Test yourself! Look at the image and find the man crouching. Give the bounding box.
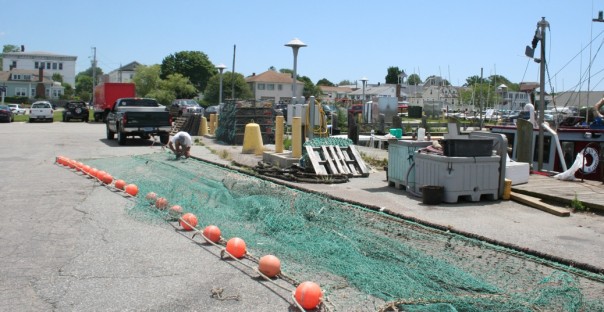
[168,131,192,159]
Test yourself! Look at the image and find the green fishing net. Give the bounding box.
[82,152,604,311]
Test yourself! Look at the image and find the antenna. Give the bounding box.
[91,47,97,102]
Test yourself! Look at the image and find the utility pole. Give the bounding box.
[537,17,549,171]
[91,47,97,102]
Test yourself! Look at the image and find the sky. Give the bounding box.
[3,1,604,92]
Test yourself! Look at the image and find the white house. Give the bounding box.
[1,49,77,86]
[0,68,64,99]
[245,70,304,104]
[106,61,140,83]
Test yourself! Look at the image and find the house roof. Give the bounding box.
[349,84,396,96]
[553,91,604,108]
[2,51,77,59]
[112,61,141,72]
[319,86,353,93]
[245,70,302,84]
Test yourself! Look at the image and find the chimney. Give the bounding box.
[39,67,43,82]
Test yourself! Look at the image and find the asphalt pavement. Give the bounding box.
[1,121,603,311]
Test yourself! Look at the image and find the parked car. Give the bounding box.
[8,104,27,115]
[62,101,89,122]
[0,105,14,122]
[204,105,220,120]
[170,99,204,117]
[29,101,54,122]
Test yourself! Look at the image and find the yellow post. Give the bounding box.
[199,116,208,136]
[209,114,216,134]
[503,178,512,200]
[292,117,302,158]
[215,114,219,129]
[275,115,284,153]
[242,122,264,155]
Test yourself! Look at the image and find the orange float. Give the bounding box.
[145,192,157,202]
[202,225,221,243]
[155,197,168,209]
[169,205,183,216]
[226,237,247,258]
[96,170,107,180]
[258,255,281,278]
[101,173,113,184]
[88,168,99,178]
[180,213,198,231]
[294,281,323,310]
[82,165,91,174]
[125,184,138,196]
[67,159,76,169]
[114,179,126,190]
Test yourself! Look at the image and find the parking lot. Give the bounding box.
[2,121,604,311]
[0,121,294,311]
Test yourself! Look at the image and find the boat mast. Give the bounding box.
[537,17,549,171]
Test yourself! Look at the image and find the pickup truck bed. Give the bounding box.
[105,98,172,145]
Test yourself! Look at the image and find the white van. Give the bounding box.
[29,101,54,122]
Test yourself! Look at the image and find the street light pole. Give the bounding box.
[285,38,306,104]
[216,64,227,105]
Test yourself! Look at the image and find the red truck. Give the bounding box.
[93,82,136,122]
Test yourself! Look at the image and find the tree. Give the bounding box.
[279,68,293,75]
[385,66,401,84]
[61,83,74,99]
[75,75,93,101]
[299,76,320,99]
[203,71,252,104]
[338,79,352,86]
[161,73,197,100]
[407,74,422,85]
[464,75,488,87]
[52,73,63,83]
[133,64,162,97]
[316,78,335,86]
[160,51,215,92]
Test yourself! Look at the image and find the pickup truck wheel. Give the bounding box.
[117,131,127,145]
[160,134,169,145]
[106,125,115,140]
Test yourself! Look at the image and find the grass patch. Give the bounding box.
[360,152,388,169]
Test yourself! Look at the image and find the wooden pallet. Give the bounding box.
[305,145,369,177]
[170,117,187,135]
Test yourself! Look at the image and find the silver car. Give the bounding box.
[170,99,204,117]
[29,101,54,122]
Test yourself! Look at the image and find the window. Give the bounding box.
[278,84,283,91]
[59,63,63,70]
[267,84,275,91]
[11,61,16,69]
[35,62,39,68]
[24,75,31,80]
[257,83,265,90]
[46,62,51,69]
[12,74,21,80]
[16,88,27,96]
[31,88,35,96]
[52,63,57,70]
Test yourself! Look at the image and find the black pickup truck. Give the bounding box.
[105,98,172,145]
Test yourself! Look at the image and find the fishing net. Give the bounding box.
[83,151,604,311]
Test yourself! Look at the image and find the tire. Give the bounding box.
[160,133,169,145]
[29,118,34,123]
[117,131,127,145]
[65,116,70,122]
[106,124,115,140]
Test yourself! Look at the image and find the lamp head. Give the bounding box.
[285,38,307,49]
